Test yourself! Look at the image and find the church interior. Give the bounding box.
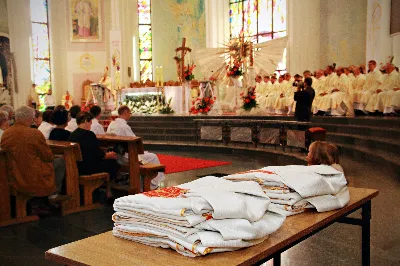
[0,0,399,265]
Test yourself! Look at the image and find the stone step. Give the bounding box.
[140,133,196,142]
[311,116,400,127]
[327,133,400,155]
[337,143,400,174]
[315,123,399,140]
[132,127,197,135]
[128,121,195,129]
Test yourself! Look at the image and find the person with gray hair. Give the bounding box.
[1,106,67,206]
[0,110,10,148]
[0,104,14,124]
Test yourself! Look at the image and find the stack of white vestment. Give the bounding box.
[224,165,350,216]
[112,176,286,257]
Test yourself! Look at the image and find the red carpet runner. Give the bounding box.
[156,154,231,174]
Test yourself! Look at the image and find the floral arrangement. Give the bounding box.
[240,86,258,111]
[158,97,175,114]
[190,96,215,114]
[226,59,243,77]
[184,63,196,81]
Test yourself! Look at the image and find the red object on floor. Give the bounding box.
[156,154,231,174]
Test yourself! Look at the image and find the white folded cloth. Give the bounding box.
[113,176,286,257]
[224,165,350,216]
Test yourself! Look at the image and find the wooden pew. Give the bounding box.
[0,150,39,227]
[96,135,165,194]
[47,140,108,215]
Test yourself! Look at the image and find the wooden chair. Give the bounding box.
[0,150,38,227]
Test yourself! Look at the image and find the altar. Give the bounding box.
[121,86,186,114]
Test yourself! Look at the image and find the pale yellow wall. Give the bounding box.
[0,0,8,34]
[152,0,206,81]
[320,0,367,68]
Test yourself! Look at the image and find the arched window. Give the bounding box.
[229,0,287,73]
[30,0,51,98]
[138,0,153,82]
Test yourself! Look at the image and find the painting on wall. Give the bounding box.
[69,0,102,42]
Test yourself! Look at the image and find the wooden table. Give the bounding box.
[45,187,378,266]
[96,135,144,194]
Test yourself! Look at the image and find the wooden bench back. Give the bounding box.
[47,140,82,161]
[0,150,11,221]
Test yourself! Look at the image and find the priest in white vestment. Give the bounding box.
[265,76,279,113]
[274,74,290,114]
[0,87,11,106]
[44,89,56,110]
[379,64,400,114]
[307,70,325,114]
[359,60,383,112]
[352,67,366,110]
[329,67,354,116]
[259,76,272,110]
[89,105,105,135]
[318,66,338,113]
[386,71,400,112]
[107,106,164,190]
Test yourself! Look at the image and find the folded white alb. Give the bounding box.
[113,176,286,257]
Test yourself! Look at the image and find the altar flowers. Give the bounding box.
[112,176,286,257]
[224,165,350,216]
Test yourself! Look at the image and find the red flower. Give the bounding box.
[251,96,256,99]
[245,99,250,103]
[192,101,195,105]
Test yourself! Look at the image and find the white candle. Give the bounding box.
[160,66,164,86]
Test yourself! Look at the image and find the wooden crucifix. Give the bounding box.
[175,38,192,82]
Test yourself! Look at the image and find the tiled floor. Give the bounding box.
[0,149,399,266]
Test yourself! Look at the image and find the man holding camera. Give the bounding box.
[294,77,315,121]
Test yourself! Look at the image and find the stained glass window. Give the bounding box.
[229,0,287,73]
[30,0,51,107]
[138,0,152,82]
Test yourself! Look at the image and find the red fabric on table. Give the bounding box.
[156,154,231,174]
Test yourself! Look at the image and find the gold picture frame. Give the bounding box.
[69,0,102,42]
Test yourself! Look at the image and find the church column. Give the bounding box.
[205,0,229,48]
[366,0,392,65]
[6,0,32,107]
[287,0,320,75]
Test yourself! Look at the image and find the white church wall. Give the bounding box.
[6,0,32,107]
[48,0,111,105]
[366,0,399,67]
[0,0,9,34]
[287,0,320,75]
[319,0,367,68]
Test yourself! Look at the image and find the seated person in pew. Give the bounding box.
[65,105,81,132]
[89,105,105,135]
[38,110,55,140]
[307,141,344,174]
[106,105,164,190]
[31,109,42,129]
[49,108,71,141]
[69,112,119,198]
[0,104,14,125]
[1,106,66,200]
[0,110,10,148]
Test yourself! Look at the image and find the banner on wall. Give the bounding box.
[109,30,122,87]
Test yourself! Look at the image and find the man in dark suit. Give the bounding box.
[294,77,315,121]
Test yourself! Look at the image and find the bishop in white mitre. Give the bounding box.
[107,106,164,190]
[352,66,367,110]
[359,60,383,112]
